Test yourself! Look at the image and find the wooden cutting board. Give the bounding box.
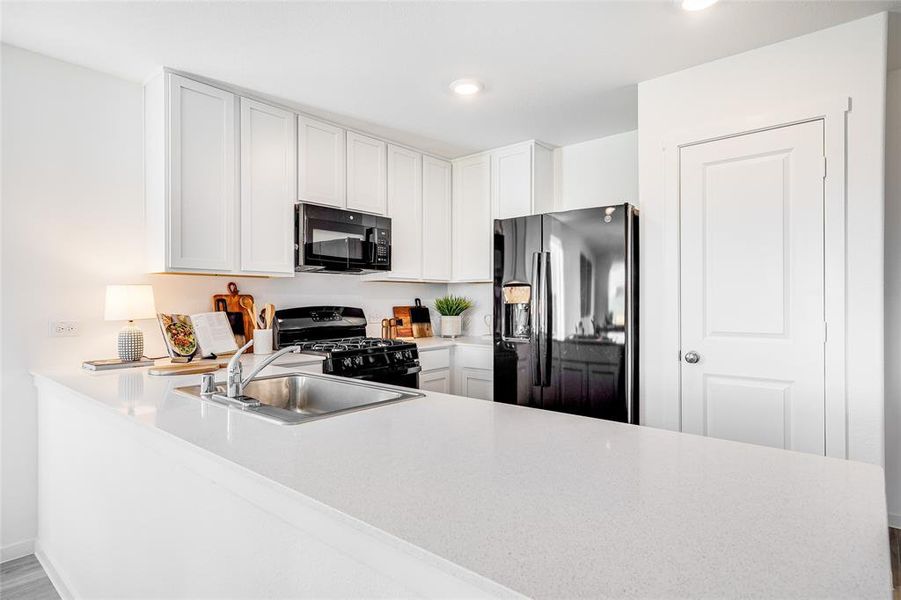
[213,282,255,344]
[392,306,414,338]
[410,298,433,338]
[149,361,229,376]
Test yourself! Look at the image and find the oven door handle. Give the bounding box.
[352,365,422,380]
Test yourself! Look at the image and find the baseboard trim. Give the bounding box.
[34,541,73,600]
[889,513,901,529]
[1,538,35,563]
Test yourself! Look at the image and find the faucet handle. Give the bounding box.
[200,372,216,396]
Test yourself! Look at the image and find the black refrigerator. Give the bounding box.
[493,204,638,424]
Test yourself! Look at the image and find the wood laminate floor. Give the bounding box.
[0,555,59,600]
[2,531,900,599]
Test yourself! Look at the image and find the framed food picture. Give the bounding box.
[157,313,198,360]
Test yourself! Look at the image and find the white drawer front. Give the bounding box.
[454,345,492,369]
[418,348,450,372]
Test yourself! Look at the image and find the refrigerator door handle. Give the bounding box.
[531,252,542,386]
[541,251,553,388]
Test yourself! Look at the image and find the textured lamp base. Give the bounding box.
[118,323,144,362]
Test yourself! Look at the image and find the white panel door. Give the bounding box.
[422,156,452,281]
[240,98,296,275]
[457,368,494,401]
[346,132,387,215]
[452,154,491,281]
[167,74,236,272]
[680,120,826,454]
[297,116,345,208]
[386,145,422,279]
[420,370,450,394]
[492,143,532,219]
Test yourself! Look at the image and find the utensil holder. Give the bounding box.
[253,329,274,354]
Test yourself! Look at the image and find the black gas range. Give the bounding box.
[273,306,421,389]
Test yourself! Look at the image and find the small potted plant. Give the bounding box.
[434,295,473,338]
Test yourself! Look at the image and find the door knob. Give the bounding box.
[684,351,700,364]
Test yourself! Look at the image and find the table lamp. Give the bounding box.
[105,284,157,361]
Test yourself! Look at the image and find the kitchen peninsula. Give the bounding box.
[31,359,890,599]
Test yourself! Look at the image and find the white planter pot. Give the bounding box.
[440,315,462,338]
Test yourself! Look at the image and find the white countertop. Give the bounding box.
[32,360,891,599]
[399,335,493,350]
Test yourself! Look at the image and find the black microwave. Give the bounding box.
[295,204,391,273]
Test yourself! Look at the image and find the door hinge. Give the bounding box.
[821,156,827,179]
[823,321,828,343]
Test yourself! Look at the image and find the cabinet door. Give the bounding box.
[167,74,236,272]
[240,98,296,275]
[346,132,387,215]
[386,145,422,279]
[458,367,494,401]
[420,370,450,394]
[422,156,452,281]
[492,143,532,219]
[297,116,345,208]
[452,154,491,281]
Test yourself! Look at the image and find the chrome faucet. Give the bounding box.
[213,340,303,408]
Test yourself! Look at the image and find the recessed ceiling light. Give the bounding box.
[681,0,719,10]
[450,79,483,96]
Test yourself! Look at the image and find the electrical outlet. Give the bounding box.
[49,320,80,337]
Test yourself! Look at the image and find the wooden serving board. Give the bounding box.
[149,361,229,376]
[392,306,414,338]
[213,282,255,345]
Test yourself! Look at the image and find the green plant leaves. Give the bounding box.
[433,295,473,316]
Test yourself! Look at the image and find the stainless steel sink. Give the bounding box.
[176,372,423,425]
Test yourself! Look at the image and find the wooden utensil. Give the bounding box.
[392,306,414,338]
[212,282,255,342]
[263,304,275,330]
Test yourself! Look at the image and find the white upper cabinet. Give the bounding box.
[452,153,492,281]
[297,116,346,208]
[491,141,554,219]
[422,156,453,281]
[386,145,422,280]
[240,98,296,275]
[163,73,237,273]
[346,131,387,215]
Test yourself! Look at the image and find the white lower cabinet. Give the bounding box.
[420,370,451,393]
[449,345,494,401]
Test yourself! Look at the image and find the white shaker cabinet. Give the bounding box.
[422,156,453,281]
[297,116,346,208]
[452,345,494,401]
[452,153,492,282]
[239,98,296,275]
[421,370,451,393]
[150,73,238,273]
[386,145,422,279]
[491,140,554,219]
[346,131,387,215]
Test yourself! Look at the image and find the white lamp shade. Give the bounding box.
[105,285,157,321]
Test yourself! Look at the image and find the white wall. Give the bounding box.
[885,67,901,525]
[0,44,446,560]
[555,130,638,211]
[638,13,888,467]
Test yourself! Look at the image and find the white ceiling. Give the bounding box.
[2,1,899,157]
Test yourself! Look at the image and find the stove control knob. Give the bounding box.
[367,356,376,364]
[342,358,353,368]
[404,350,413,359]
[354,356,364,366]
